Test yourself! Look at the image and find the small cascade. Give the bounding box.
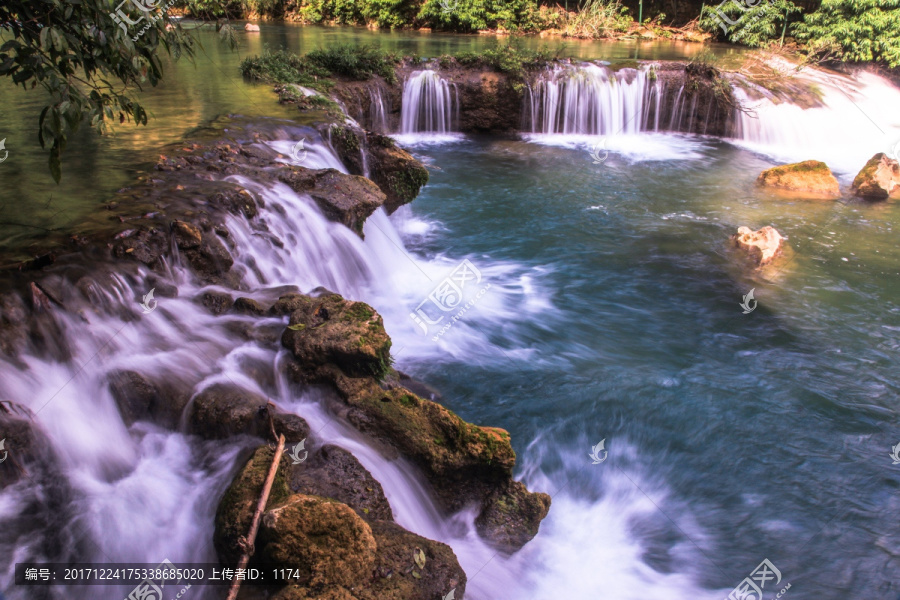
[368,84,390,133]
[731,70,900,174]
[400,70,457,134]
[526,64,663,136]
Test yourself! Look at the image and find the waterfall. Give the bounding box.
[526,64,663,136]
[369,84,389,133]
[731,70,900,174]
[400,70,456,134]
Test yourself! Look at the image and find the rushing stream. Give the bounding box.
[1,23,900,600]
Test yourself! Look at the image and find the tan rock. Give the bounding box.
[731,226,784,267]
[851,153,900,200]
[244,23,260,32]
[756,160,840,198]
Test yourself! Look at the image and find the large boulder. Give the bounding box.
[188,383,309,441]
[290,444,393,522]
[731,226,785,267]
[278,168,385,237]
[756,161,840,197]
[851,153,900,200]
[281,294,392,381]
[0,403,50,489]
[258,494,378,587]
[363,134,429,214]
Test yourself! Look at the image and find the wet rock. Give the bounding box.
[172,220,202,248]
[851,153,900,200]
[757,160,840,198]
[0,293,29,357]
[365,134,429,214]
[475,480,551,553]
[270,293,309,316]
[214,446,293,566]
[289,444,393,522]
[281,294,392,381]
[107,370,189,429]
[111,227,168,268]
[0,403,46,489]
[364,520,465,600]
[278,168,385,237]
[210,187,261,219]
[731,225,785,267]
[199,290,234,315]
[234,297,269,316]
[258,494,378,587]
[171,220,235,283]
[188,383,310,441]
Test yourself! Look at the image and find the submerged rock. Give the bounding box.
[851,153,900,200]
[107,370,189,429]
[731,225,785,267]
[756,161,840,197]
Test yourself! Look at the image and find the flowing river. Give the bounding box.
[1,23,899,600]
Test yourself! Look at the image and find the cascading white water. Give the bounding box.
[0,133,723,600]
[527,64,662,136]
[731,68,900,174]
[369,85,389,133]
[400,70,457,135]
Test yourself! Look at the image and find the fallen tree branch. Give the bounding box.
[225,434,285,600]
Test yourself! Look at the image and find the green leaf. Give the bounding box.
[286,323,306,331]
[413,548,426,570]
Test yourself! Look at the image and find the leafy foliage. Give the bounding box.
[453,44,556,79]
[305,44,399,82]
[699,0,801,47]
[794,0,900,67]
[560,0,632,38]
[0,0,194,181]
[182,0,243,18]
[240,48,330,87]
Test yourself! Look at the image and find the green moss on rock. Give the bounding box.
[757,160,840,197]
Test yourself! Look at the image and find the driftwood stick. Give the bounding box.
[225,434,285,600]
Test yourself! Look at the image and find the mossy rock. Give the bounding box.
[851,153,900,200]
[277,168,385,237]
[475,480,551,553]
[258,494,378,588]
[757,160,840,198]
[365,134,429,213]
[281,294,392,381]
[214,446,293,567]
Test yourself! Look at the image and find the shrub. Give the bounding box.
[305,44,399,82]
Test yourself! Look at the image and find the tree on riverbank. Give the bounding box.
[0,0,194,181]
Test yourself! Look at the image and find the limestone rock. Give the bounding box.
[851,153,900,200]
[258,494,378,588]
[731,226,784,267]
[756,161,840,197]
[107,370,189,429]
[289,444,393,522]
[278,168,385,237]
[475,480,552,553]
[281,294,392,381]
[188,383,310,441]
[362,134,429,214]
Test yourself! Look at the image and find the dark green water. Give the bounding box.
[0,23,729,255]
[393,135,900,598]
[0,22,898,600]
